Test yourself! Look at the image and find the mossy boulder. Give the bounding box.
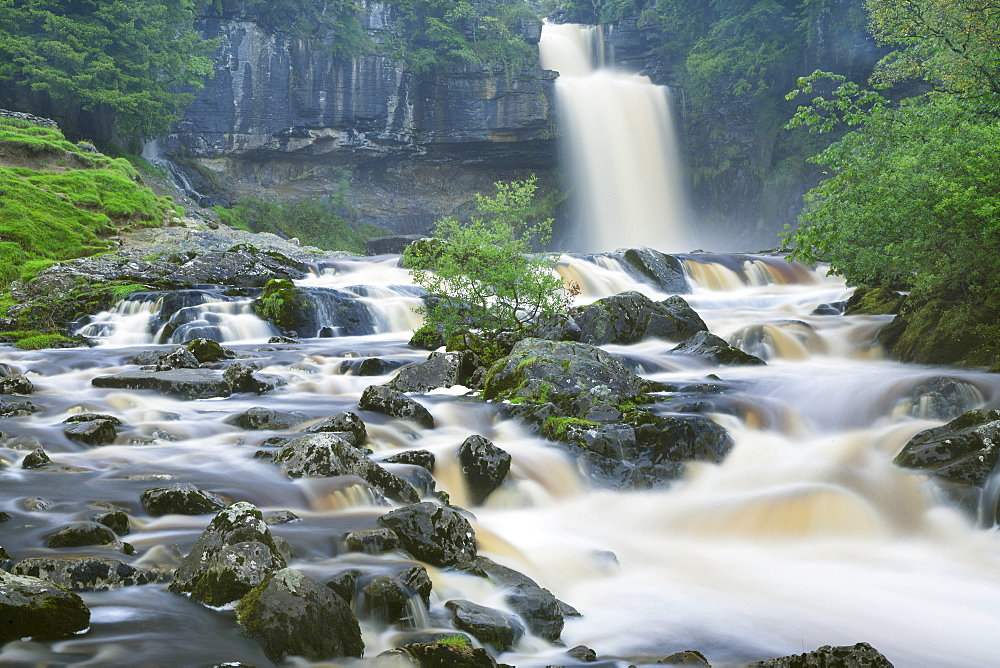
[445,599,525,652]
[141,482,227,516]
[748,642,892,667]
[252,278,314,335]
[377,639,497,667]
[844,285,905,315]
[878,296,999,367]
[0,570,91,642]
[45,522,117,548]
[186,337,235,363]
[377,502,478,567]
[11,557,162,591]
[169,502,287,607]
[572,292,707,345]
[235,568,364,662]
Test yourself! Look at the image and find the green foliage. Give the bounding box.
[0,119,174,291]
[13,332,74,350]
[0,0,216,139]
[403,176,570,364]
[212,177,380,253]
[223,0,372,58]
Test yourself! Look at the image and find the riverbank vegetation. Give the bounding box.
[782,0,1000,370]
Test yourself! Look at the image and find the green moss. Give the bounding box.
[436,634,471,649]
[253,279,309,332]
[14,333,75,350]
[541,416,599,441]
[881,297,999,367]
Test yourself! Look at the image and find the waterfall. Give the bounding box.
[539,23,691,254]
[141,140,211,206]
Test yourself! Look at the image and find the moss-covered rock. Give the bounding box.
[445,599,525,652]
[747,642,892,667]
[11,557,163,591]
[377,639,497,667]
[45,522,117,548]
[0,570,91,642]
[843,285,905,315]
[186,337,235,363]
[878,296,1000,367]
[236,568,364,662]
[252,278,314,335]
[141,482,227,516]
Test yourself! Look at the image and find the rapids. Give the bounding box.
[2,253,1000,666]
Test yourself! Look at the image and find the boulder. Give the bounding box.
[670,331,766,366]
[457,435,512,506]
[361,575,414,625]
[894,409,1000,487]
[273,433,420,504]
[224,362,285,394]
[659,650,711,665]
[343,357,408,376]
[154,347,200,371]
[186,337,235,363]
[0,374,34,395]
[94,510,130,535]
[0,398,37,417]
[376,639,497,667]
[92,369,232,399]
[482,339,659,411]
[63,418,119,446]
[748,642,893,667]
[445,599,525,651]
[388,351,478,393]
[345,528,400,554]
[22,446,51,469]
[224,407,309,430]
[469,556,566,642]
[399,564,433,607]
[902,377,984,421]
[360,385,435,429]
[382,449,436,472]
[170,246,307,288]
[301,411,367,445]
[326,569,363,602]
[573,292,707,345]
[140,482,227,516]
[45,522,117,548]
[618,247,691,294]
[11,557,162,591]
[378,502,478,567]
[236,568,364,662]
[365,234,425,256]
[844,286,905,315]
[169,502,287,607]
[0,570,90,642]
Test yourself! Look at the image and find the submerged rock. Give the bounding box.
[225,406,309,430]
[748,642,893,667]
[0,570,90,642]
[45,522,117,548]
[378,502,477,567]
[457,435,511,506]
[236,568,364,662]
[11,557,162,591]
[169,502,287,607]
[360,385,435,429]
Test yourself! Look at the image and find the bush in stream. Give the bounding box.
[402,176,571,364]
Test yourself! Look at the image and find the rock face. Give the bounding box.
[0,570,91,642]
[236,568,364,662]
[164,7,556,229]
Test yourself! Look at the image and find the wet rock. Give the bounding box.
[382,449,436,472]
[155,347,201,371]
[619,247,691,294]
[483,339,659,411]
[902,377,984,421]
[457,435,511,505]
[659,650,711,665]
[812,301,847,315]
[224,406,309,430]
[273,433,420,504]
[360,385,435,429]
[469,556,566,642]
[399,565,433,607]
[141,482,227,516]
[170,246,307,288]
[63,418,119,445]
[92,369,232,399]
[0,398,37,417]
[0,570,90,642]
[223,361,285,394]
[187,337,235,363]
[390,463,438,498]
[302,411,367,445]
[326,568,363,602]
[376,639,497,667]
[235,568,364,662]
[345,357,408,376]
[170,502,287,607]
[377,502,477,567]
[573,292,707,345]
[670,331,766,366]
[23,497,51,511]
[567,645,598,662]
[894,409,1000,487]
[345,528,400,554]
[0,374,34,395]
[531,312,582,342]
[388,351,478,393]
[46,522,117,548]
[94,510,130,535]
[445,599,525,651]
[22,446,51,469]
[263,510,300,525]
[409,324,446,351]
[361,575,413,625]
[748,642,893,667]
[11,556,162,591]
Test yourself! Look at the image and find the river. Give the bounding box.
[2,252,1000,666]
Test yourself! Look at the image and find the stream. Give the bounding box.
[2,253,1000,666]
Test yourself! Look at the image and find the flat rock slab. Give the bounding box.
[12,557,163,591]
[92,369,232,399]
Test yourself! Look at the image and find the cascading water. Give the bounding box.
[5,254,1000,665]
[539,23,691,254]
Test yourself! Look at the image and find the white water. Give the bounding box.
[540,23,690,254]
[6,255,1000,666]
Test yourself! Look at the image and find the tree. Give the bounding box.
[403,176,570,363]
[0,0,215,139]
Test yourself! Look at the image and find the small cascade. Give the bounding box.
[539,23,689,254]
[682,254,822,290]
[77,290,277,345]
[141,140,211,206]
